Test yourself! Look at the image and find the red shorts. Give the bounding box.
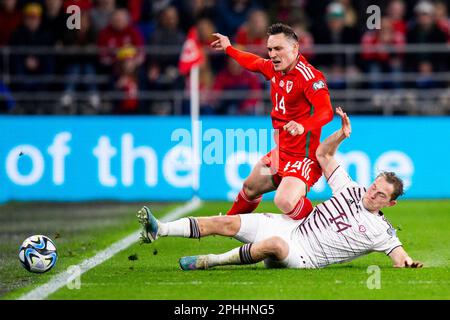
[261,148,322,191]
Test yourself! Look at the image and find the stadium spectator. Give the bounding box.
[386,0,407,37]
[435,0,450,43]
[361,17,405,89]
[97,9,145,74]
[174,0,217,33]
[114,46,139,114]
[42,0,67,46]
[192,16,222,73]
[63,0,93,11]
[9,3,55,113]
[212,56,262,114]
[235,8,268,56]
[0,80,15,113]
[182,57,215,115]
[268,0,306,25]
[0,0,22,47]
[147,0,174,23]
[60,10,100,113]
[90,0,116,38]
[215,0,256,36]
[314,2,360,70]
[147,6,184,91]
[338,0,358,28]
[178,16,218,115]
[415,60,441,92]
[291,21,314,61]
[406,1,448,73]
[120,0,143,24]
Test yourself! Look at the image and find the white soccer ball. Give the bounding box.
[19,235,58,273]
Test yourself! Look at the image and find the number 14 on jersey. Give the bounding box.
[275,93,286,115]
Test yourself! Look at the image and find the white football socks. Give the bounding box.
[158,218,192,238]
[206,248,241,267]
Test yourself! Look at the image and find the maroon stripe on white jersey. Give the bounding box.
[329,197,350,222]
[336,193,357,220]
[346,188,358,207]
[332,196,354,220]
[313,214,321,232]
[316,207,330,226]
[321,202,336,221]
[315,209,328,228]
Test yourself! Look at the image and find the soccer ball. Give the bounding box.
[19,235,58,273]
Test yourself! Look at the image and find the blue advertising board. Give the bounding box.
[1,116,449,203]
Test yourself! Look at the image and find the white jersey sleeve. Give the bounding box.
[372,231,403,255]
[327,165,358,195]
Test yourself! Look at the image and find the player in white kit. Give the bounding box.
[138,108,423,270]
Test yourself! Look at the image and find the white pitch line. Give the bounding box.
[18,197,202,300]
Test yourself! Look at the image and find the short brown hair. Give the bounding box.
[376,172,404,200]
[267,23,298,43]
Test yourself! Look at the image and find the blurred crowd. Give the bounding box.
[0,0,449,115]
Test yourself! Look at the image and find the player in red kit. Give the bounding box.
[211,23,333,220]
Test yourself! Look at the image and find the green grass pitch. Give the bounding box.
[1,200,450,300]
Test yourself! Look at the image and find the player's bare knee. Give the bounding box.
[274,195,295,213]
[243,181,258,199]
[265,236,289,258]
[217,216,240,236]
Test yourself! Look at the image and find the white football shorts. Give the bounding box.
[235,213,314,269]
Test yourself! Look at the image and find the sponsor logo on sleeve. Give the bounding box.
[312,80,326,91]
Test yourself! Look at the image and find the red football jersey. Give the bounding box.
[226,46,333,161]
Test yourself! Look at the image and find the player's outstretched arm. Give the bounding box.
[211,33,266,73]
[316,107,351,179]
[210,33,232,51]
[388,246,423,268]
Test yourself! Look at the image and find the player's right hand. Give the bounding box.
[336,107,351,138]
[404,256,424,268]
[211,33,231,51]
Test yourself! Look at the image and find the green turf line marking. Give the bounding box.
[17,197,202,300]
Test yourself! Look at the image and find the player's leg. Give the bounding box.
[226,159,277,215]
[179,236,289,270]
[274,157,323,220]
[137,206,242,243]
[274,177,313,220]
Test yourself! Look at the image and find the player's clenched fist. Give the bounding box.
[211,33,231,51]
[283,121,305,136]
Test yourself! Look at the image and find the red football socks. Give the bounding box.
[227,189,262,216]
[285,197,313,220]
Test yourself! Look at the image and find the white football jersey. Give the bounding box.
[295,166,402,268]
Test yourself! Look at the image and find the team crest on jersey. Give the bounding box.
[359,225,367,233]
[279,80,285,88]
[312,80,326,91]
[286,81,293,93]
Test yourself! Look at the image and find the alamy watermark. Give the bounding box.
[366,265,381,289]
[66,5,81,30]
[66,265,81,290]
[366,5,381,30]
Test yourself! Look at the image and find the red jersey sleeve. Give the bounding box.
[225,46,274,80]
[299,72,333,132]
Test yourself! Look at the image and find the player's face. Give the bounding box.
[267,34,299,73]
[362,177,397,212]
